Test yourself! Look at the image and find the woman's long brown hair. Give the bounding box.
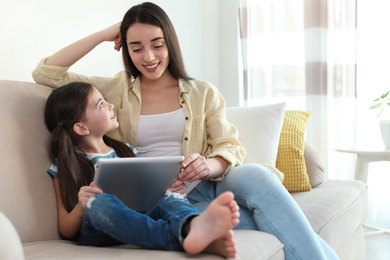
[45,82,135,212]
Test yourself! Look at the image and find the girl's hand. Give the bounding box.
[77,182,103,210]
[178,153,212,182]
[169,179,187,194]
[100,22,122,51]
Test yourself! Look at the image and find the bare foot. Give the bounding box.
[204,230,237,258]
[183,191,240,258]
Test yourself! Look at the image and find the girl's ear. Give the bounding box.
[73,122,90,136]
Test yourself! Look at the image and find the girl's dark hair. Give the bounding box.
[120,2,192,80]
[45,82,135,212]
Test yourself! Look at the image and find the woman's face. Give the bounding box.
[126,23,170,81]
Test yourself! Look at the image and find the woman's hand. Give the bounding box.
[100,22,122,51]
[169,179,187,194]
[76,182,103,211]
[178,154,230,182]
[178,153,211,182]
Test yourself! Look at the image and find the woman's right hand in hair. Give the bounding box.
[77,182,103,210]
[100,22,122,51]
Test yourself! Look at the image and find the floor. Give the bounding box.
[363,162,390,260]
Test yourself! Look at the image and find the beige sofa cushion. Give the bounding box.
[22,230,284,260]
[292,179,368,251]
[0,80,59,243]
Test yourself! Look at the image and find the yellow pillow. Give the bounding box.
[276,110,312,192]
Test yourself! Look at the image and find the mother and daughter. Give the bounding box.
[34,2,340,259]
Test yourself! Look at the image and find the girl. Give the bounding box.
[44,81,240,258]
[34,2,339,259]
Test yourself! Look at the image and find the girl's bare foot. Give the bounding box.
[204,230,237,258]
[183,191,240,258]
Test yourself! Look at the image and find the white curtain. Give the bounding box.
[239,0,390,231]
[238,0,357,179]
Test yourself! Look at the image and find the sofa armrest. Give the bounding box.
[0,212,24,260]
[304,143,326,188]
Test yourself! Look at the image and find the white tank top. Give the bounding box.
[137,108,200,194]
[137,108,185,157]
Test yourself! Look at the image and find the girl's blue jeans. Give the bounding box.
[187,164,340,260]
[78,192,200,251]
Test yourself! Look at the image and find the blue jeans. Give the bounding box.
[187,164,340,260]
[78,193,200,251]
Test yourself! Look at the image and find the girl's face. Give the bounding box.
[84,87,118,136]
[126,23,170,81]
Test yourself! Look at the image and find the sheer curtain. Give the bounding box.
[238,0,357,179]
[239,0,390,230]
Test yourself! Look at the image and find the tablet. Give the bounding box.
[94,156,185,213]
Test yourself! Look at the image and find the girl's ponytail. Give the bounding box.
[45,82,95,212]
[50,124,94,211]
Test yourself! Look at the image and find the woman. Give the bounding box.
[33,2,339,259]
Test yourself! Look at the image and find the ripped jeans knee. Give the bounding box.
[164,190,187,200]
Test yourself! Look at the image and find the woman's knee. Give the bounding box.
[225,164,278,183]
[217,164,281,194]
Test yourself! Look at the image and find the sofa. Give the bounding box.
[0,79,368,260]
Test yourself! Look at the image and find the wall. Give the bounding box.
[0,0,241,106]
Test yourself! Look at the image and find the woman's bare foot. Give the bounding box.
[183,191,240,258]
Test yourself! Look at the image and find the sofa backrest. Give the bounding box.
[0,80,60,243]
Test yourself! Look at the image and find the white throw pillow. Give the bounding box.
[226,103,286,167]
